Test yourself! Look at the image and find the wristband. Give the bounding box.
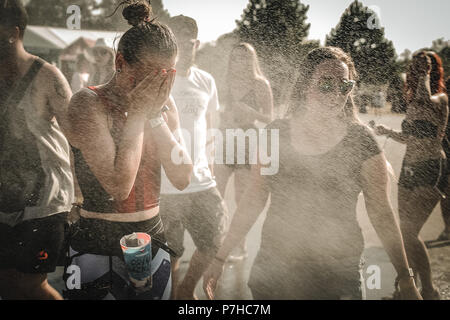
[149,115,165,129]
[397,268,414,281]
[214,256,226,264]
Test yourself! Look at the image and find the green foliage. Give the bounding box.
[25,0,171,31]
[235,0,314,106]
[235,0,310,59]
[325,0,398,85]
[150,0,170,23]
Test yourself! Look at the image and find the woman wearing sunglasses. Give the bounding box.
[203,47,421,300]
[374,51,448,299]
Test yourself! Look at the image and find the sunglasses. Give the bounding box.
[318,78,356,95]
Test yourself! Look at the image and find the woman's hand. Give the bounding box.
[127,69,176,117]
[374,124,391,136]
[203,258,225,300]
[412,54,431,77]
[398,278,423,300]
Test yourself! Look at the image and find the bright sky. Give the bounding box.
[163,0,450,53]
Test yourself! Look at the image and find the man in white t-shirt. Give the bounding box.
[160,15,228,300]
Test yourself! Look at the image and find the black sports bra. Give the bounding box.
[401,119,438,139]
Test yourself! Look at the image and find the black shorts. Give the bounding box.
[399,158,448,193]
[160,187,228,258]
[0,213,68,274]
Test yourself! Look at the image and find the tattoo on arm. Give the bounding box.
[54,78,69,99]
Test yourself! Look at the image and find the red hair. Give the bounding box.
[406,51,446,103]
[427,51,446,95]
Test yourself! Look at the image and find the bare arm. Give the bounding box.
[43,64,73,135]
[157,97,193,191]
[385,129,410,144]
[215,163,269,261]
[361,152,421,297]
[207,110,215,177]
[432,93,449,142]
[203,162,270,299]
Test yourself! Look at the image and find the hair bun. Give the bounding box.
[122,1,152,27]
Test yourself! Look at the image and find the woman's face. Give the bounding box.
[305,59,354,117]
[93,48,113,67]
[123,54,177,89]
[229,48,253,77]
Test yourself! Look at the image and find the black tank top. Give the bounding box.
[260,119,381,263]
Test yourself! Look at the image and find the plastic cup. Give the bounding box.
[120,232,152,292]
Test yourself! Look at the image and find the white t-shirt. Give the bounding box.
[161,67,220,194]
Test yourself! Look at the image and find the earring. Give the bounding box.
[9,38,14,44]
[117,69,122,73]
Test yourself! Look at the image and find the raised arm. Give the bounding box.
[157,96,193,191]
[360,152,422,300]
[68,71,173,201]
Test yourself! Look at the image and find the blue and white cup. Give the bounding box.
[120,232,152,292]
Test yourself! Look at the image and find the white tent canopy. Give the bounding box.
[24,25,123,51]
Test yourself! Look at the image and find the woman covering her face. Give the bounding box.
[63,1,192,300]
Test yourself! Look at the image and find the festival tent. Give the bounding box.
[23,25,122,64]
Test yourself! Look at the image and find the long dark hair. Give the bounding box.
[406,50,446,104]
[0,0,28,38]
[115,0,178,65]
[288,47,359,122]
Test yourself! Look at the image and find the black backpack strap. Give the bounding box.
[1,57,45,116]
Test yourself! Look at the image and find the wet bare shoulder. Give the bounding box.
[432,93,448,107]
[67,88,108,147]
[431,93,449,119]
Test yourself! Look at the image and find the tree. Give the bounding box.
[235,0,310,59]
[25,0,171,31]
[93,0,171,30]
[440,46,450,77]
[432,38,449,53]
[326,0,398,85]
[150,0,170,23]
[235,0,313,108]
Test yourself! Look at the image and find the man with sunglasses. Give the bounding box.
[160,15,228,300]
